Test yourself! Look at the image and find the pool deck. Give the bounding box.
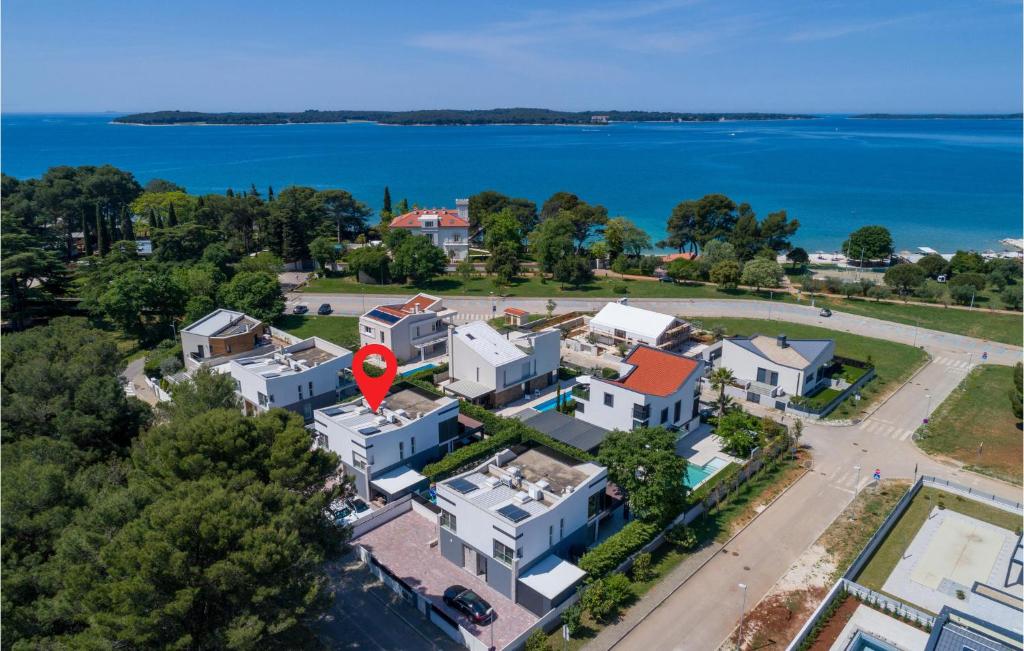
[675,423,744,467]
[828,605,930,651]
[496,379,579,417]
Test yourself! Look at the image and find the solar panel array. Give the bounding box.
[496,503,531,523]
[367,309,401,324]
[447,477,478,494]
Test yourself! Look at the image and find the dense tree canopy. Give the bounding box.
[390,235,448,284]
[219,271,285,322]
[842,225,893,261]
[468,190,538,232]
[598,427,687,524]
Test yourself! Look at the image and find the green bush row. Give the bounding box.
[577,520,660,578]
[422,400,595,481]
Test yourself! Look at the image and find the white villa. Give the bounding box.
[573,344,704,434]
[388,199,471,260]
[719,334,835,404]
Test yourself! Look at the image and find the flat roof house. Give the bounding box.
[314,384,461,502]
[574,344,704,434]
[720,334,834,402]
[180,309,270,370]
[435,446,609,616]
[588,301,690,352]
[388,199,471,260]
[226,337,353,421]
[444,321,561,407]
[358,293,457,363]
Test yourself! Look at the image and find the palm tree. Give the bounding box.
[712,366,737,417]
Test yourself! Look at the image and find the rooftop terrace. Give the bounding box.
[318,385,455,436]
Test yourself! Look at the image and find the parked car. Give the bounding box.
[658,275,675,283]
[819,308,832,317]
[317,303,333,315]
[443,586,494,624]
[292,304,309,315]
[330,497,372,526]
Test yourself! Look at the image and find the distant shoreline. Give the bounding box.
[111,108,816,127]
[850,113,1023,120]
[111,117,819,128]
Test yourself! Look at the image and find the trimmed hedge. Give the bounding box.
[577,520,660,578]
[422,400,595,481]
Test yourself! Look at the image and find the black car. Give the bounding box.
[658,275,675,283]
[292,304,309,315]
[443,586,494,624]
[317,303,333,315]
[819,308,832,318]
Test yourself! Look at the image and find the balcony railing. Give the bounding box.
[572,385,590,400]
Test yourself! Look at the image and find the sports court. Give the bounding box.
[882,507,1022,632]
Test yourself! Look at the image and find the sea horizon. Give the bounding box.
[3,113,1021,253]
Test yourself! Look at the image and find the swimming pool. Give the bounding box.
[683,456,730,489]
[534,394,575,412]
[400,363,437,377]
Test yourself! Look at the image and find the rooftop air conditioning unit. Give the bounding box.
[515,491,531,504]
[528,486,543,501]
[355,406,370,415]
[507,466,522,478]
[388,413,399,424]
[536,479,550,490]
[374,416,388,426]
[485,476,501,488]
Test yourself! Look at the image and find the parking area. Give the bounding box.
[320,558,461,651]
[355,509,538,649]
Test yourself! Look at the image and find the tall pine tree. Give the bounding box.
[149,207,162,231]
[96,204,110,255]
[250,183,260,197]
[226,187,234,198]
[121,205,135,241]
[83,206,94,256]
[109,209,121,242]
[382,186,392,214]
[166,202,178,227]
[267,185,275,202]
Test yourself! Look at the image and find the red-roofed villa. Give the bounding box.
[389,199,471,260]
[572,344,704,434]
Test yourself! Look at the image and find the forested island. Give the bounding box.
[113,108,814,126]
[852,113,1023,120]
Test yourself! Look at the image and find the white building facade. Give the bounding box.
[358,294,457,363]
[387,199,471,260]
[435,447,609,615]
[719,335,835,399]
[587,301,690,351]
[445,321,560,407]
[574,345,704,433]
[226,337,354,420]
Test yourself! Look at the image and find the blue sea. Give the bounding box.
[2,113,1020,252]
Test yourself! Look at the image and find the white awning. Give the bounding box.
[370,465,426,496]
[445,379,492,400]
[517,554,586,600]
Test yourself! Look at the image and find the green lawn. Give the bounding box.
[812,295,1022,346]
[273,315,360,349]
[856,487,1023,593]
[692,318,929,420]
[304,273,788,302]
[916,365,1023,485]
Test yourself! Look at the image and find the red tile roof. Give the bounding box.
[402,294,439,313]
[609,345,700,396]
[365,294,441,324]
[662,252,697,262]
[389,209,469,229]
[504,307,528,316]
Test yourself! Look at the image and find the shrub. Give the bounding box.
[601,367,620,380]
[631,552,654,582]
[867,285,892,302]
[582,574,633,623]
[561,599,584,636]
[604,573,633,606]
[144,339,182,379]
[664,523,698,550]
[578,520,660,578]
[525,628,552,651]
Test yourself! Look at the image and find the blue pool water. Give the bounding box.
[400,363,436,377]
[2,114,1020,251]
[683,456,730,489]
[534,394,575,413]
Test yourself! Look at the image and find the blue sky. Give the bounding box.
[2,0,1021,113]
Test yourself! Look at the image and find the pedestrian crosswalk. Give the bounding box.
[453,312,496,324]
[932,356,974,370]
[825,466,873,492]
[856,419,917,441]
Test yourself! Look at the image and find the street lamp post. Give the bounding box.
[854,465,862,495]
[737,583,748,651]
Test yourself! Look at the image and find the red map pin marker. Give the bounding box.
[351,344,398,412]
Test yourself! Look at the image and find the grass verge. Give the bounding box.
[916,365,1022,485]
[691,318,929,421]
[854,487,1023,592]
[274,315,360,349]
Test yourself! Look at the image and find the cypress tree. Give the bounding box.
[267,185,274,202]
[166,202,178,227]
[382,186,392,214]
[250,183,259,197]
[109,207,121,243]
[149,207,162,230]
[121,205,135,241]
[226,187,234,198]
[96,204,110,256]
[83,206,94,256]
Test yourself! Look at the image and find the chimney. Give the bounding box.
[777,334,788,348]
[455,198,469,222]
